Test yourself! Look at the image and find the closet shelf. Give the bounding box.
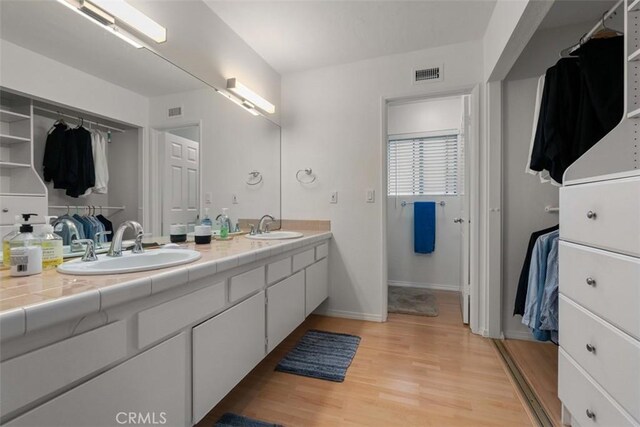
[0,134,30,145]
[0,161,31,169]
[628,0,640,12]
[627,107,640,119]
[0,193,46,197]
[628,48,640,62]
[0,109,30,123]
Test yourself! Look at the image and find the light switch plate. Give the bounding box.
[366,189,375,203]
[330,191,338,204]
[232,194,239,204]
[205,192,212,204]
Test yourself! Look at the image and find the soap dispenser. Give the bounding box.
[2,215,21,269]
[201,208,213,227]
[39,223,63,270]
[219,208,230,239]
[9,213,43,277]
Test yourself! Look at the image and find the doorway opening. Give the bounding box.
[385,93,473,325]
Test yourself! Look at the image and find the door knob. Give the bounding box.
[586,277,596,286]
[453,218,464,223]
[586,343,596,354]
[586,210,597,219]
[586,409,596,420]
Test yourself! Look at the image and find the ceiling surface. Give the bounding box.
[538,0,620,30]
[204,0,497,74]
[0,0,206,98]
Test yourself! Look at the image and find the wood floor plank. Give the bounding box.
[197,291,533,426]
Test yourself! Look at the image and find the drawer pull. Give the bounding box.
[586,343,596,353]
[586,409,596,420]
[585,277,596,286]
[586,210,597,219]
[2,208,7,213]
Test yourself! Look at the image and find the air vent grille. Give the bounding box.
[168,106,182,118]
[413,65,443,84]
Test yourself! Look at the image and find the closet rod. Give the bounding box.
[545,206,559,213]
[48,205,125,211]
[33,106,126,133]
[582,0,623,43]
[401,200,446,207]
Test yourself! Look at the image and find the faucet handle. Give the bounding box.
[94,231,112,249]
[132,231,145,254]
[264,223,270,233]
[74,239,98,262]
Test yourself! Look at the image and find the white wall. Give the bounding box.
[281,40,483,321]
[386,97,463,290]
[149,88,280,229]
[501,21,595,340]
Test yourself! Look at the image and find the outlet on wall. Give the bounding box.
[232,194,239,204]
[366,189,375,203]
[205,192,212,204]
[330,191,338,204]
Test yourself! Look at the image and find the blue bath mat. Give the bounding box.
[215,413,283,427]
[275,329,361,382]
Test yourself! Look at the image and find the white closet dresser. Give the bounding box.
[557,1,640,425]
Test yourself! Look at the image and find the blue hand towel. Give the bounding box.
[414,201,436,254]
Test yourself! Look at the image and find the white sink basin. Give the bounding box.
[57,249,202,275]
[245,231,304,240]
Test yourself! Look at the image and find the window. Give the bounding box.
[387,133,463,196]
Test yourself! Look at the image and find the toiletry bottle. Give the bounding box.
[2,215,21,269]
[201,208,213,227]
[9,213,43,277]
[39,224,63,270]
[220,208,229,239]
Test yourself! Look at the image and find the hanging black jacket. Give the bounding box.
[65,127,95,198]
[42,122,68,185]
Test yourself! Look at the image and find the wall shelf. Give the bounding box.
[0,192,46,197]
[0,134,30,145]
[628,48,640,62]
[0,161,31,169]
[0,109,30,123]
[629,0,640,12]
[627,107,640,119]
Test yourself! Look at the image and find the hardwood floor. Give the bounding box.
[197,291,534,426]
[503,339,561,426]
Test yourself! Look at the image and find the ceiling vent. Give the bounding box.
[413,65,443,84]
[167,106,183,118]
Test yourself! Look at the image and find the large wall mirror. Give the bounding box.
[0,0,281,240]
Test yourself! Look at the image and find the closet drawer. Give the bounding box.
[293,249,314,272]
[267,257,291,285]
[559,296,640,421]
[559,349,638,427]
[315,242,329,260]
[0,195,46,225]
[229,266,265,303]
[560,177,640,257]
[559,242,640,340]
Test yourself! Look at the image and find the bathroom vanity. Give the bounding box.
[0,231,331,426]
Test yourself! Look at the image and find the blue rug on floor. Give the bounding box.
[214,413,283,427]
[275,329,361,382]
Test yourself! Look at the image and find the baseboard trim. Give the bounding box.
[388,280,459,292]
[318,309,384,323]
[503,330,537,341]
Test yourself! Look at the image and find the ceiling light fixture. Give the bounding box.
[56,0,143,48]
[216,89,260,116]
[91,0,167,43]
[227,78,275,114]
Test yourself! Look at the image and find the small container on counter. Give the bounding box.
[170,224,187,243]
[194,225,212,245]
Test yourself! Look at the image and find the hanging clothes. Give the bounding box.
[96,213,113,242]
[528,36,624,183]
[93,131,109,194]
[43,122,68,185]
[513,224,559,316]
[66,126,95,198]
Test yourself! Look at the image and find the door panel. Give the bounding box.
[459,94,472,324]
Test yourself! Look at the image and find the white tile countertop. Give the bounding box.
[0,230,332,340]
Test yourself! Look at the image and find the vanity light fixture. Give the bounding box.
[227,78,275,114]
[90,0,167,43]
[215,89,260,116]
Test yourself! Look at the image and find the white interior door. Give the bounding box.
[458,94,472,324]
[161,132,199,235]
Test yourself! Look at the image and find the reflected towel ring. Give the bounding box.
[246,171,263,186]
[296,168,316,184]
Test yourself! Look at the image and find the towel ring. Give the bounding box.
[246,171,263,186]
[296,168,316,184]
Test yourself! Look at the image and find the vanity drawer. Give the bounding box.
[560,177,640,257]
[559,296,640,420]
[138,282,225,348]
[315,242,329,260]
[559,349,638,427]
[0,321,126,416]
[293,249,315,272]
[559,242,640,340]
[229,266,265,303]
[267,257,292,285]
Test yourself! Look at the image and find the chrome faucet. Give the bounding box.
[257,215,275,234]
[53,217,81,249]
[107,221,144,257]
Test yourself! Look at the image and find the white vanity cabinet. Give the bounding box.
[5,333,189,427]
[267,271,305,353]
[305,258,329,317]
[192,291,266,424]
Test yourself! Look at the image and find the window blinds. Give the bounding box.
[387,134,463,196]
